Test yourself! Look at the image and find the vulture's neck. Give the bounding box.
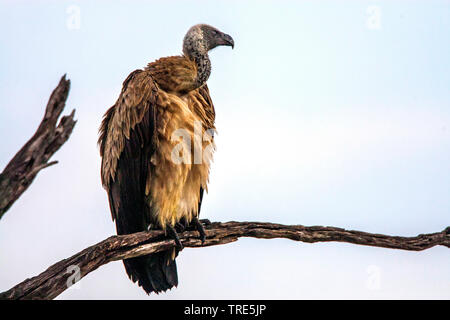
[188,51,211,88]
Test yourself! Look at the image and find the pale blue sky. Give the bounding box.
[0,0,449,299]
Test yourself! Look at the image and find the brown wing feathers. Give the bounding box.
[99,70,168,293]
[98,59,215,294]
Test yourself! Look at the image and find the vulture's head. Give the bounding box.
[183,24,234,58]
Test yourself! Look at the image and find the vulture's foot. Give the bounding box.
[166,225,183,250]
[175,221,187,233]
[192,216,207,245]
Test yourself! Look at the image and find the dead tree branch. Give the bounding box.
[0,75,76,219]
[1,221,448,300]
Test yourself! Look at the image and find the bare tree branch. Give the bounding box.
[1,221,448,300]
[0,75,76,219]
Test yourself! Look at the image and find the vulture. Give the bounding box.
[98,24,234,294]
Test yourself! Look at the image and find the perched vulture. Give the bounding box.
[98,24,234,294]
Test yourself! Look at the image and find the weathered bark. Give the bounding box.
[1,221,448,300]
[0,75,76,219]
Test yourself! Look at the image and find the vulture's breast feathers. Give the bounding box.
[99,56,216,230]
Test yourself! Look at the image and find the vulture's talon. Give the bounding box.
[199,218,212,226]
[167,225,184,250]
[175,222,186,233]
[192,217,207,245]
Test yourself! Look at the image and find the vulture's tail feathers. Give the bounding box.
[123,250,178,294]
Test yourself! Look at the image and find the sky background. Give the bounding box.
[0,0,449,299]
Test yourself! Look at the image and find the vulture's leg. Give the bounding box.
[192,216,207,245]
[166,225,183,250]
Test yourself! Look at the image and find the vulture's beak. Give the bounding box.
[220,33,234,49]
